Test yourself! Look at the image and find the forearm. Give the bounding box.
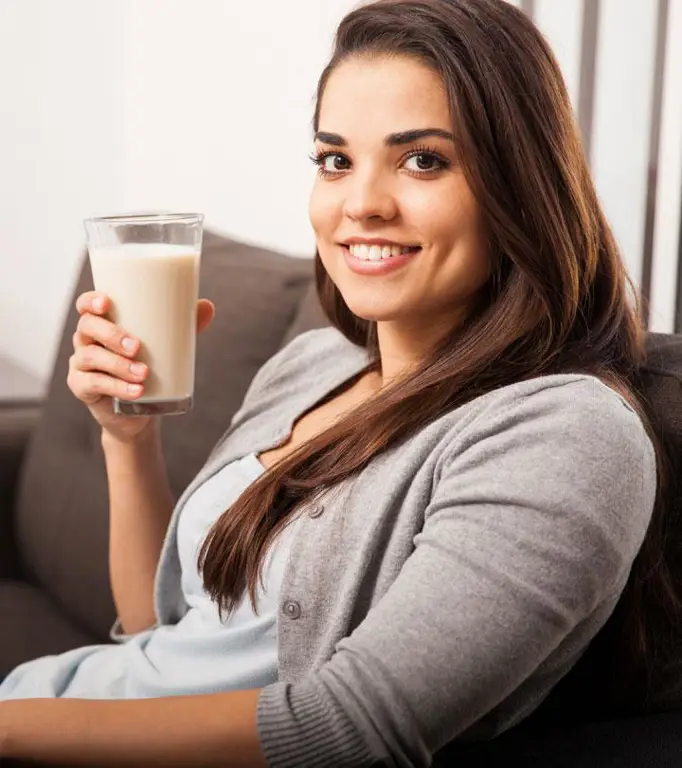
[102,423,175,635]
[0,690,266,767]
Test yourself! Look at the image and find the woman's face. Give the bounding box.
[310,55,490,336]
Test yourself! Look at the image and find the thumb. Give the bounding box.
[196,299,215,334]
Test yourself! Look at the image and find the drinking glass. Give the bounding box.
[83,212,204,417]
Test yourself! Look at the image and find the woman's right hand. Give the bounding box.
[67,291,214,444]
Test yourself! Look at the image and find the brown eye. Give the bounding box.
[404,151,449,173]
[322,154,351,172]
[309,151,352,176]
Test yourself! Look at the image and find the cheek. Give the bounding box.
[410,184,482,251]
[406,184,489,287]
[308,183,341,240]
[399,184,460,243]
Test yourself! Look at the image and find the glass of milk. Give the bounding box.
[83,212,203,417]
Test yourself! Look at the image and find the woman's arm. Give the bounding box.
[103,423,175,636]
[255,381,658,767]
[66,291,185,637]
[0,690,266,767]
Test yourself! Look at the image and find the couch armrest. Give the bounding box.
[0,402,42,494]
[0,402,42,578]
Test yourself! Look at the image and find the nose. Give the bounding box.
[342,168,398,222]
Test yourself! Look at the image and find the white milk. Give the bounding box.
[88,243,200,402]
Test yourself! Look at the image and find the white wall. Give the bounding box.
[591,0,659,290]
[1,0,679,381]
[0,0,124,381]
[0,0,354,381]
[120,0,347,257]
[535,0,584,109]
[649,0,682,332]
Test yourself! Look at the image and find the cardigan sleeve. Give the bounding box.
[257,381,657,767]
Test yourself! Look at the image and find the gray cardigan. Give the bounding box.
[151,328,656,767]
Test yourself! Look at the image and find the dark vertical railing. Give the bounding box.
[641,0,670,327]
[675,177,682,333]
[578,0,601,164]
[523,0,679,333]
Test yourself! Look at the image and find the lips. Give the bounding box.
[341,243,421,276]
[347,243,420,262]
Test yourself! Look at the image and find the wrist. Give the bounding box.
[101,419,161,453]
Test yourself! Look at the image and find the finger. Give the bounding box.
[197,299,215,334]
[76,314,139,357]
[71,345,148,383]
[72,329,93,351]
[68,370,144,404]
[75,292,110,316]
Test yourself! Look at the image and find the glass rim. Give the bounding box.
[84,212,204,226]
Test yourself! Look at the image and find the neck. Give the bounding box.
[375,315,460,386]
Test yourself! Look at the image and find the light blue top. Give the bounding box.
[0,452,297,700]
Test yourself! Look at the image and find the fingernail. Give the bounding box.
[127,384,143,395]
[122,337,136,354]
[92,297,105,312]
[130,363,146,377]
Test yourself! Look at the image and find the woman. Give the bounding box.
[0,0,672,765]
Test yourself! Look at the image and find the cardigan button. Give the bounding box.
[308,504,324,519]
[282,600,301,620]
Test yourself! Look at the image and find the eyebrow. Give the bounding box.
[314,128,454,147]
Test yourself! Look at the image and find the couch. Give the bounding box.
[2,230,682,766]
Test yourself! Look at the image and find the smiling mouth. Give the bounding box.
[345,244,421,262]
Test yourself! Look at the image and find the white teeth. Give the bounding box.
[348,244,417,261]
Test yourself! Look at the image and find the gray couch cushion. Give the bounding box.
[14,232,313,640]
[279,278,329,348]
[0,581,95,675]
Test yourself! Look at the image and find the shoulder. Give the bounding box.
[265,327,362,378]
[448,372,656,479]
[435,372,656,541]
[422,373,658,602]
[500,374,653,444]
[241,328,367,405]
[456,373,653,461]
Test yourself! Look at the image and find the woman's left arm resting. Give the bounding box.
[256,384,658,767]
[0,689,267,767]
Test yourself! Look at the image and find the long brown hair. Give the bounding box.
[201,0,679,711]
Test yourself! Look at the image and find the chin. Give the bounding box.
[322,259,416,323]
[339,291,409,324]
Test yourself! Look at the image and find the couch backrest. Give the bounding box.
[14,232,314,640]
